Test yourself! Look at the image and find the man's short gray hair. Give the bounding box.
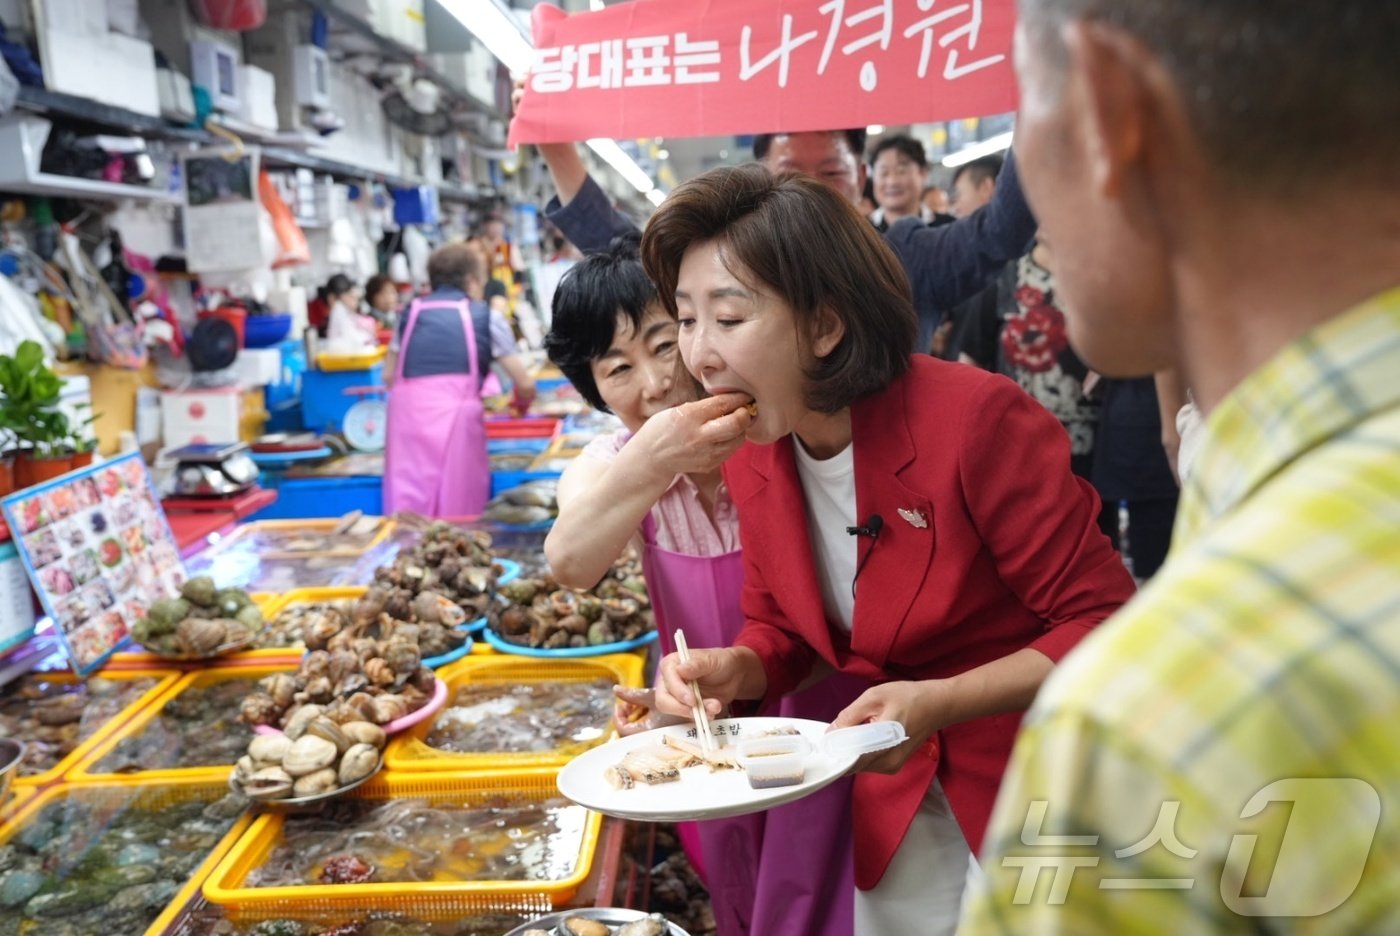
[1018,0,1400,195]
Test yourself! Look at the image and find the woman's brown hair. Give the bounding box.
[641,164,915,413]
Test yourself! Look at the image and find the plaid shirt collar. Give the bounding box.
[1177,287,1400,544]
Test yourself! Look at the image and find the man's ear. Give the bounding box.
[1061,19,1154,201]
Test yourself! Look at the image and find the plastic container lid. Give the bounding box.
[820,720,907,759]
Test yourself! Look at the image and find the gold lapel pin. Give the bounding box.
[897,507,928,529]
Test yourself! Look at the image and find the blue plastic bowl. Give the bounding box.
[244,313,294,348]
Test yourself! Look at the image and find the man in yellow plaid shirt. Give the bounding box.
[961,0,1400,932]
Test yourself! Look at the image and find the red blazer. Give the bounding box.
[728,356,1135,888]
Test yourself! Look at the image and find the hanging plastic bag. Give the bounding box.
[258,170,310,269]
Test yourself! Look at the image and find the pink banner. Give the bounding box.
[509,0,1017,146]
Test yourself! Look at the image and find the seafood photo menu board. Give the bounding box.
[1,453,185,676]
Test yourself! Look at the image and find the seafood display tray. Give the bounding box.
[104,592,293,669]
[203,769,602,917]
[70,663,299,783]
[0,777,254,936]
[7,668,180,788]
[483,626,659,659]
[385,654,645,773]
[203,518,398,560]
[258,586,488,668]
[505,908,691,936]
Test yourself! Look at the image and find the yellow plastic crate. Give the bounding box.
[70,663,298,783]
[7,668,180,789]
[204,768,601,917]
[0,777,253,936]
[0,787,35,830]
[385,654,643,773]
[317,346,386,371]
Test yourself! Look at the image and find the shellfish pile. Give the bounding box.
[237,630,436,733]
[481,480,558,527]
[528,915,671,936]
[490,551,651,650]
[231,720,386,801]
[130,577,264,657]
[372,523,499,618]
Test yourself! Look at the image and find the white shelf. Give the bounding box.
[0,171,179,203]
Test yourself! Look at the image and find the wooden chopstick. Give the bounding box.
[674,629,717,756]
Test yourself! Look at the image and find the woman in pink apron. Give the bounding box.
[542,237,857,936]
[384,242,534,518]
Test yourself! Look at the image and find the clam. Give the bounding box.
[292,767,340,798]
[617,916,669,936]
[233,755,259,783]
[343,692,380,723]
[248,734,293,764]
[563,918,610,936]
[282,734,338,777]
[175,617,226,655]
[370,695,409,724]
[340,721,387,750]
[243,766,294,800]
[338,743,380,785]
[282,704,326,739]
[305,716,351,754]
[364,658,396,687]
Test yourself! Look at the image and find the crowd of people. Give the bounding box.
[513,0,1399,933]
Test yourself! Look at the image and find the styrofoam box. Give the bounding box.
[160,388,243,448]
[237,65,279,131]
[234,349,282,388]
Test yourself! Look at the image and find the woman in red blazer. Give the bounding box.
[640,165,1136,931]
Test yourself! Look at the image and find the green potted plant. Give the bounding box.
[0,341,74,489]
[67,405,100,468]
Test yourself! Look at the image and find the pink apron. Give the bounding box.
[383,298,490,517]
[642,514,859,936]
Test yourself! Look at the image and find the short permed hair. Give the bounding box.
[869,135,928,170]
[426,243,486,291]
[1018,0,1400,193]
[543,233,657,413]
[751,129,867,162]
[641,165,914,414]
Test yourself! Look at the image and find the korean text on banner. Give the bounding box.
[509,0,1017,146]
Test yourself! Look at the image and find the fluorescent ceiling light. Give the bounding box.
[942,131,1014,168]
[438,0,534,74]
[440,0,657,197]
[866,124,885,135]
[646,189,666,206]
[590,0,605,9]
[587,138,655,194]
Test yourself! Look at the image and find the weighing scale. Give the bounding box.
[341,386,388,453]
[168,442,261,497]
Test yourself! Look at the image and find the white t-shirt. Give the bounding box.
[326,301,377,353]
[792,439,857,631]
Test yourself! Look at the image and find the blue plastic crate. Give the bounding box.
[490,469,562,499]
[487,437,551,455]
[301,365,384,434]
[249,475,383,520]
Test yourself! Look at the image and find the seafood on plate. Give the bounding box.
[230,718,387,801]
[490,550,652,651]
[130,577,264,658]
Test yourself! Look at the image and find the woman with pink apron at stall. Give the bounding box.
[542,237,859,936]
[384,242,534,518]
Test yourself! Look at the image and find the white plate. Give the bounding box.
[556,716,853,822]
